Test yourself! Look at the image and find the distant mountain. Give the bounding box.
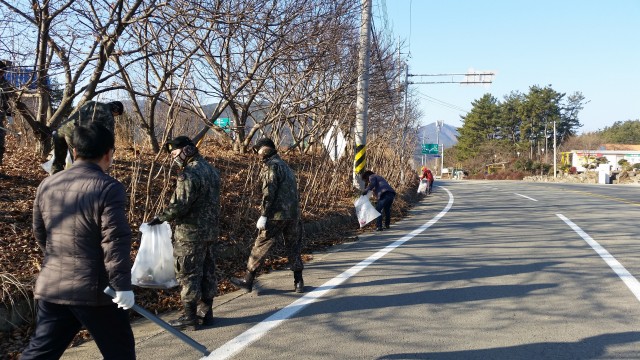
[417,122,459,148]
[413,123,459,167]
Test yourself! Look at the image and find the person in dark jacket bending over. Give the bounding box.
[361,170,397,231]
[51,100,124,174]
[148,136,220,330]
[231,137,305,293]
[21,123,135,360]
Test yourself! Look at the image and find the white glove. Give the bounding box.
[112,290,135,310]
[256,216,268,230]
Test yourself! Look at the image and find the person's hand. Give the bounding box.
[256,216,267,230]
[147,217,162,226]
[112,290,135,310]
[362,190,368,196]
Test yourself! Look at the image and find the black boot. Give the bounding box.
[230,271,255,292]
[169,303,199,331]
[294,271,304,293]
[197,299,214,326]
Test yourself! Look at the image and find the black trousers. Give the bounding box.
[375,191,396,229]
[20,300,135,360]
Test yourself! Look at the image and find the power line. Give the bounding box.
[415,90,469,113]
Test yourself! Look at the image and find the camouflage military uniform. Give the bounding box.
[246,150,304,273]
[52,101,116,174]
[158,153,220,306]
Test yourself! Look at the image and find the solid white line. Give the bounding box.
[515,193,538,202]
[557,214,640,302]
[203,187,455,360]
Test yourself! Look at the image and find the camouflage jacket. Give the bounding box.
[260,153,300,220]
[57,101,115,140]
[159,154,220,243]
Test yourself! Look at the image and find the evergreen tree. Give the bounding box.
[600,120,640,144]
[454,85,585,172]
[456,94,499,161]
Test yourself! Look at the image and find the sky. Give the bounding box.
[380,0,640,133]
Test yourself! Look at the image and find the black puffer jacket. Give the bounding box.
[32,160,132,306]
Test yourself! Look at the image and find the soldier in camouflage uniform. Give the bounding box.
[230,137,305,293]
[51,100,123,174]
[148,136,220,331]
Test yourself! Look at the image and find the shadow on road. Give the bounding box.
[376,331,640,359]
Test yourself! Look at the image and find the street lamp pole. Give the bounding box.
[436,120,444,176]
[441,144,444,177]
[553,120,557,178]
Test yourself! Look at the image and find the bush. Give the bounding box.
[508,171,526,180]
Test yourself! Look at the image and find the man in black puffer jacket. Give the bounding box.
[21,123,135,360]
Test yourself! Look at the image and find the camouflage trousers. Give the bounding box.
[247,218,304,273]
[51,128,72,174]
[173,241,217,306]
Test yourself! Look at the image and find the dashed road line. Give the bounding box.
[514,193,538,201]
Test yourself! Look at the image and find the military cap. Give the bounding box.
[165,136,195,152]
[252,137,276,152]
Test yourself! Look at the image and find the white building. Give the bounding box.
[566,149,640,173]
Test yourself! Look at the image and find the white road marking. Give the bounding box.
[515,193,538,202]
[557,213,640,302]
[203,188,455,360]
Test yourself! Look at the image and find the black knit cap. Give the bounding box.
[164,136,194,152]
[252,137,276,152]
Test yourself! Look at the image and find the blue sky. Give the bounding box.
[380,0,640,133]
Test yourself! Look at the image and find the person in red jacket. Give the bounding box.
[420,166,434,194]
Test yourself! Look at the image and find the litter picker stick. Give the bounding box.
[103,287,210,356]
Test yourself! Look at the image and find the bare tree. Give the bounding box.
[0,0,163,155]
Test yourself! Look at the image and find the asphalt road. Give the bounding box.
[62,180,640,360]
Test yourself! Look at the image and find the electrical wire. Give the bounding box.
[415,90,469,113]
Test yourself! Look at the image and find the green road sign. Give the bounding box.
[214,117,230,128]
[213,118,231,133]
[421,143,439,155]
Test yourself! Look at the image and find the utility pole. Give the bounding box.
[436,120,443,176]
[553,119,557,178]
[441,145,445,177]
[353,0,372,189]
[399,62,409,184]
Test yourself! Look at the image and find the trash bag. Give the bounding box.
[41,150,73,175]
[354,194,381,228]
[131,222,178,289]
[417,179,428,194]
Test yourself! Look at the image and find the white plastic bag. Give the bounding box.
[417,179,428,194]
[131,222,178,289]
[354,194,381,228]
[41,150,73,175]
